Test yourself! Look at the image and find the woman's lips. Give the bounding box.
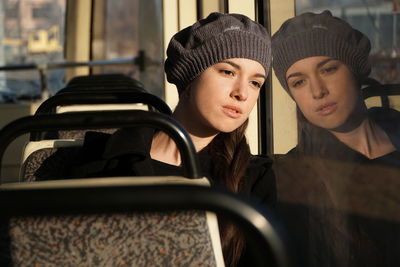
[222,105,242,119]
[316,102,337,116]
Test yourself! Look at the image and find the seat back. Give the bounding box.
[0,177,225,267]
[0,178,289,267]
[0,110,230,266]
[362,78,400,110]
[65,73,145,89]
[5,211,219,266]
[31,75,171,141]
[0,110,201,183]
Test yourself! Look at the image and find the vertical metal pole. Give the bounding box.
[256,0,273,155]
[393,12,397,50]
[38,65,49,100]
[0,0,7,91]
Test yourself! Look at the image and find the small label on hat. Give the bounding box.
[224,26,240,32]
[312,24,328,30]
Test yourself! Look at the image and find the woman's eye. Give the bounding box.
[291,79,304,88]
[220,69,234,76]
[251,80,262,88]
[322,65,337,74]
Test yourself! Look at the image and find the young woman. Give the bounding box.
[271,10,400,267]
[38,12,276,266]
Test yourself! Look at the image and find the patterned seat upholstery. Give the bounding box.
[0,177,224,267]
[2,211,218,266]
[20,140,84,182]
[17,149,222,266]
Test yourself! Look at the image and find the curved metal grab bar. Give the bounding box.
[30,91,172,141]
[34,91,172,116]
[0,110,200,180]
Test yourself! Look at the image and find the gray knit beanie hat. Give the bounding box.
[165,12,271,94]
[272,10,371,92]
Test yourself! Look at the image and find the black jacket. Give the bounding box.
[37,126,276,206]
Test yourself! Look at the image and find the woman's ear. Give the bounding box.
[179,83,192,100]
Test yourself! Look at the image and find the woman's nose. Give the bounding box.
[310,77,328,99]
[231,80,248,101]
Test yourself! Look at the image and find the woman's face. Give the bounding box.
[184,58,266,135]
[286,56,363,131]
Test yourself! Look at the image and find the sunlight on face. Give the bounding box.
[184,58,266,136]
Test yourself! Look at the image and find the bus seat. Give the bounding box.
[0,110,198,183]
[362,78,400,110]
[0,178,289,267]
[53,74,170,115]
[64,73,145,90]
[31,74,171,141]
[0,110,225,265]
[0,177,225,267]
[54,74,171,115]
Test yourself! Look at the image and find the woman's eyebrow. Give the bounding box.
[221,60,241,69]
[317,57,335,68]
[286,72,302,81]
[286,58,336,81]
[221,60,266,79]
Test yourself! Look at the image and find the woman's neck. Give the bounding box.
[329,118,395,159]
[150,108,218,166]
[150,131,216,166]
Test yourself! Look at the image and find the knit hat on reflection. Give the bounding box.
[272,10,371,92]
[165,12,271,94]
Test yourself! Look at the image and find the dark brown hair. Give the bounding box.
[296,107,358,161]
[297,107,331,156]
[208,119,251,267]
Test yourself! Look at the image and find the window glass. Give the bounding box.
[91,0,164,98]
[0,0,66,101]
[296,0,400,84]
[273,2,400,267]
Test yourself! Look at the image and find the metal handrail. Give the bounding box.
[0,57,140,72]
[30,91,173,141]
[0,51,145,98]
[33,92,172,116]
[0,110,201,180]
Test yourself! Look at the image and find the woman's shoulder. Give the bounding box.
[249,154,273,167]
[245,154,276,205]
[247,154,274,180]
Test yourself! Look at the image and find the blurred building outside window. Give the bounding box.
[91,0,164,98]
[0,0,66,103]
